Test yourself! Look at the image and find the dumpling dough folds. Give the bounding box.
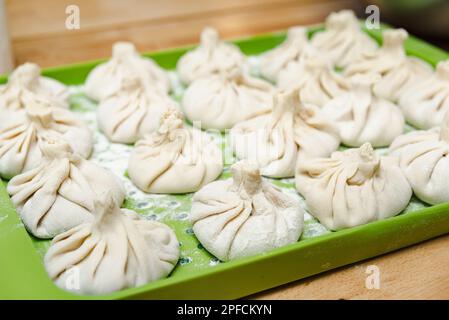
[7,134,125,238]
[0,102,92,179]
[44,192,180,295]
[310,10,378,68]
[277,52,350,108]
[177,27,245,85]
[345,29,432,102]
[97,76,179,144]
[191,160,304,261]
[322,75,404,147]
[85,41,170,101]
[0,62,68,116]
[399,60,449,129]
[296,143,412,230]
[182,69,274,130]
[231,89,339,178]
[389,114,449,205]
[259,26,308,83]
[128,108,223,194]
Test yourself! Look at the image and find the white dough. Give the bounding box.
[177,27,245,85]
[389,112,449,205]
[296,143,412,230]
[259,26,309,83]
[44,192,180,295]
[7,134,125,238]
[345,29,433,102]
[85,41,170,101]
[0,101,92,179]
[321,75,404,147]
[399,60,449,129]
[128,108,223,194]
[182,69,274,131]
[310,10,378,68]
[97,76,179,144]
[191,160,304,261]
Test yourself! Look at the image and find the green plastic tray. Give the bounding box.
[1,25,449,300]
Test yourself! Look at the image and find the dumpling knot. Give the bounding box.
[436,60,449,81]
[120,75,142,92]
[157,107,184,135]
[231,160,262,196]
[347,143,380,185]
[25,102,53,128]
[327,10,357,30]
[383,29,407,50]
[39,132,74,160]
[112,41,137,60]
[287,26,307,42]
[201,27,220,48]
[9,62,40,88]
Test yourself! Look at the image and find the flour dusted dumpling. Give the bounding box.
[399,60,449,130]
[44,192,179,295]
[0,63,68,115]
[230,89,339,178]
[321,75,404,147]
[85,41,170,101]
[296,143,412,230]
[128,108,223,194]
[277,52,350,107]
[259,26,309,83]
[182,69,274,130]
[7,134,125,238]
[345,29,432,102]
[97,76,179,144]
[177,27,245,85]
[389,112,449,205]
[0,102,92,179]
[191,160,304,261]
[310,10,377,68]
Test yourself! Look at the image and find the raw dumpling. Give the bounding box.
[191,160,304,261]
[128,108,223,193]
[310,10,377,68]
[177,27,245,85]
[296,143,412,230]
[399,60,449,129]
[345,29,433,102]
[7,134,125,238]
[277,52,350,107]
[97,76,179,144]
[259,26,309,83]
[0,62,68,115]
[0,102,92,179]
[389,112,449,205]
[182,69,274,130]
[321,75,404,147]
[230,89,339,178]
[44,192,179,295]
[85,41,170,101]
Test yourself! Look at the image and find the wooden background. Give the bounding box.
[4,0,449,299]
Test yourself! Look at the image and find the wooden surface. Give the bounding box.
[4,0,449,300]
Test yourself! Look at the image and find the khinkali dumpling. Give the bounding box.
[128,108,223,194]
[44,192,179,295]
[85,41,170,101]
[259,26,308,83]
[182,69,274,130]
[177,27,245,85]
[399,60,449,129]
[97,76,179,144]
[389,113,449,205]
[296,143,412,230]
[191,160,304,261]
[345,29,433,102]
[321,75,404,147]
[7,134,125,238]
[0,102,92,179]
[230,89,339,178]
[277,53,350,107]
[0,62,68,115]
[310,10,378,68]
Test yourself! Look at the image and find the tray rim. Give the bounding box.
[1,24,449,300]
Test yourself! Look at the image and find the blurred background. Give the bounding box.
[2,0,448,69]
